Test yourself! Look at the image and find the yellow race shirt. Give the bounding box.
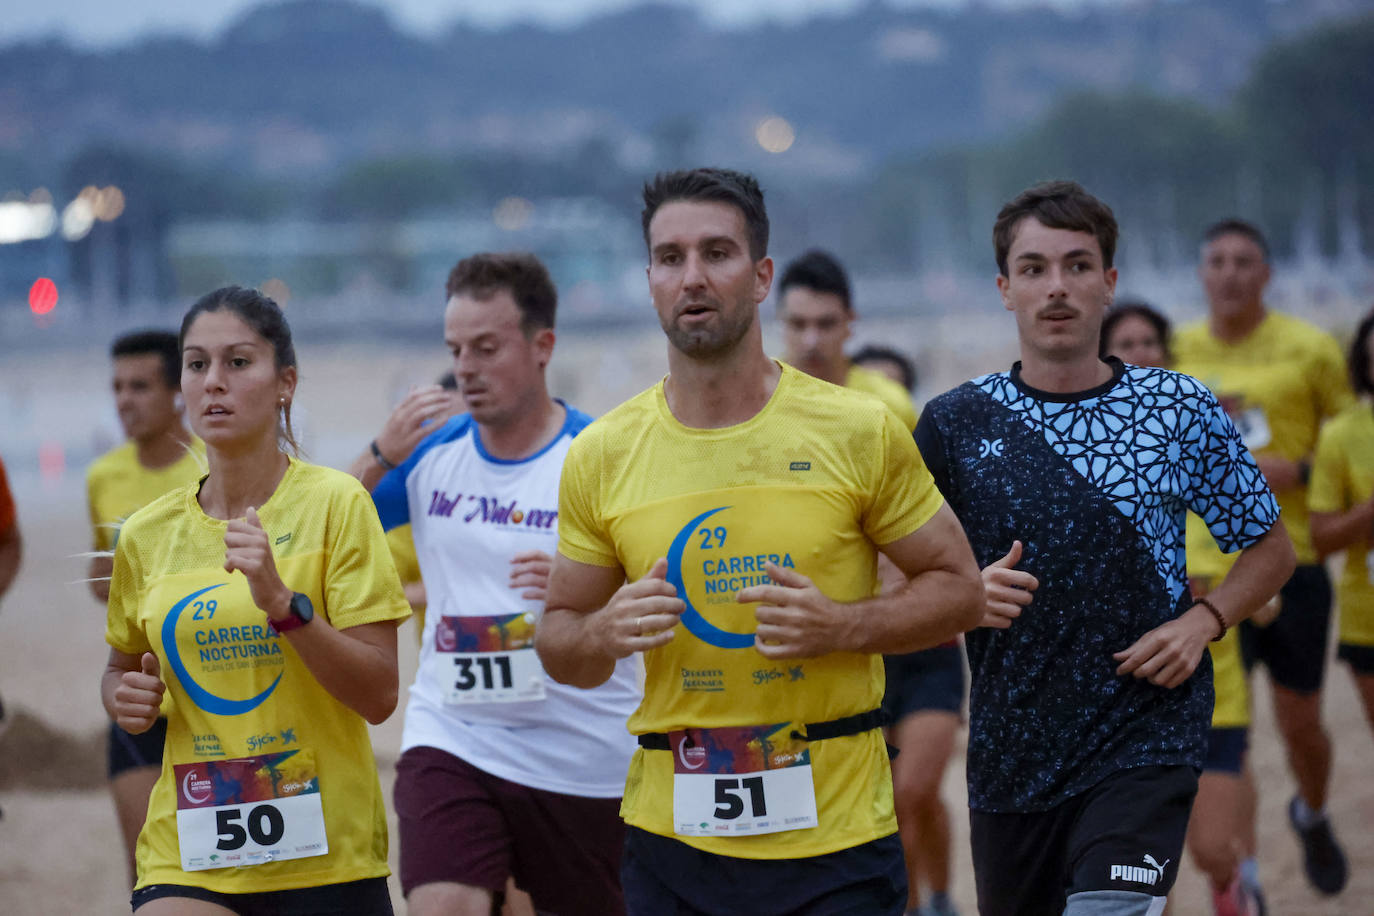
[1175,311,1351,571]
[106,459,410,892]
[87,439,205,551]
[1310,402,1374,647]
[844,363,918,432]
[386,523,426,641]
[557,363,944,859]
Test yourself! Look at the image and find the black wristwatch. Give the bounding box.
[269,592,315,634]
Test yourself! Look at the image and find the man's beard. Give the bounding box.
[661,300,755,361]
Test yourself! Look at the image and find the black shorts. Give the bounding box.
[621,826,906,916]
[108,717,167,779]
[1202,727,1248,775]
[1337,642,1374,675]
[970,765,1197,916]
[131,876,391,915]
[882,644,965,721]
[393,745,624,915]
[1238,563,1332,694]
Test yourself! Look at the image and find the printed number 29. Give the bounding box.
[697,527,727,549]
[216,804,285,850]
[713,777,766,819]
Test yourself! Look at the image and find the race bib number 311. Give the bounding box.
[436,613,545,704]
[671,722,818,837]
[174,750,328,871]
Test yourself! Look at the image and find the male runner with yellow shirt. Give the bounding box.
[536,167,983,914]
[1173,219,1352,896]
[86,329,204,884]
[776,249,918,432]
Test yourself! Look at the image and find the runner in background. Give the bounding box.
[354,253,639,916]
[1310,305,1374,782]
[86,329,205,884]
[852,345,918,397]
[776,249,918,431]
[1102,302,1267,916]
[104,286,409,914]
[1174,219,1353,897]
[853,342,963,916]
[0,451,21,820]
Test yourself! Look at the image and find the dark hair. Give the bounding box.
[1099,300,1173,363]
[112,329,181,389]
[1202,218,1270,262]
[179,285,300,454]
[851,345,918,393]
[436,370,458,391]
[1349,306,1374,398]
[993,180,1118,277]
[445,252,557,334]
[778,250,852,313]
[641,168,769,261]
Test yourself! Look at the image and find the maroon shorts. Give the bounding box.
[393,745,625,915]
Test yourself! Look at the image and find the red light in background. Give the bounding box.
[29,277,58,315]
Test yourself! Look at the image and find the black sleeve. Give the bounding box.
[915,407,957,505]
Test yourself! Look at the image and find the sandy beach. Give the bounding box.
[3,321,1372,914]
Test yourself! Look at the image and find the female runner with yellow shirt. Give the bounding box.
[101,286,410,915]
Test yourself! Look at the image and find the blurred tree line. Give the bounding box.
[30,11,1374,294]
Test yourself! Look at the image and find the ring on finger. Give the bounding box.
[635,616,643,637]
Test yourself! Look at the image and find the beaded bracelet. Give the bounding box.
[1195,595,1228,642]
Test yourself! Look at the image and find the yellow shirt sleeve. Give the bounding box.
[106,536,150,656]
[1313,332,1355,428]
[556,431,620,568]
[321,478,412,630]
[863,407,944,546]
[1309,420,1348,515]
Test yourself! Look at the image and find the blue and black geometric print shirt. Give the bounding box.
[916,358,1278,812]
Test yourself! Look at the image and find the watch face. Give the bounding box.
[290,593,315,623]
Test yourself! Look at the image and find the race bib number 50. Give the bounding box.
[671,722,818,837]
[435,613,545,704]
[174,750,327,871]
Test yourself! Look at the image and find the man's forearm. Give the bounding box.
[1208,522,1296,627]
[535,608,617,689]
[348,448,388,492]
[842,566,983,655]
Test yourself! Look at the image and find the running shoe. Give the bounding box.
[1287,795,1348,895]
[1212,873,1264,916]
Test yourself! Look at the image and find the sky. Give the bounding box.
[5,0,1122,46]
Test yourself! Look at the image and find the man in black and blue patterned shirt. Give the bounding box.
[916,181,1296,915]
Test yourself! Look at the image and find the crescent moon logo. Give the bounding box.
[677,736,705,770]
[161,584,282,717]
[665,506,755,649]
[182,769,212,804]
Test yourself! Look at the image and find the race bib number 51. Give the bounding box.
[671,723,818,837]
[435,613,545,704]
[174,750,327,871]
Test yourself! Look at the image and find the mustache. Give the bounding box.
[1036,305,1080,320]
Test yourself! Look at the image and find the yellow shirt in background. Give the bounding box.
[1310,401,1374,647]
[1174,311,1351,570]
[107,459,410,892]
[844,363,918,432]
[557,363,944,859]
[87,439,205,552]
[386,523,426,642]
